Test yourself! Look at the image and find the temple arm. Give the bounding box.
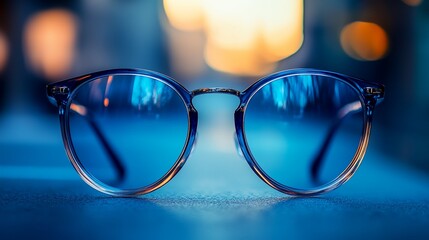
[310,101,362,183]
[70,103,126,182]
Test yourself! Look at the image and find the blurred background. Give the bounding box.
[0,0,428,180]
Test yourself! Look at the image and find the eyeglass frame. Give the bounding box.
[47,68,384,197]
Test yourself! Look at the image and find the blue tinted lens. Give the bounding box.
[244,75,364,189]
[68,74,189,190]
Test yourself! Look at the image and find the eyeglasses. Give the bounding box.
[46,68,384,197]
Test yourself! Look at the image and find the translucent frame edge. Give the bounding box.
[48,69,198,197]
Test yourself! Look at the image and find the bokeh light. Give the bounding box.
[402,0,423,6]
[164,0,303,76]
[23,9,77,81]
[163,0,204,31]
[260,0,304,62]
[205,40,277,76]
[0,31,8,73]
[340,21,389,61]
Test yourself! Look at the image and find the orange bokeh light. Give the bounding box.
[163,0,204,31]
[70,103,88,116]
[402,0,423,6]
[24,9,77,81]
[0,31,8,73]
[340,21,389,61]
[164,0,303,76]
[205,40,277,76]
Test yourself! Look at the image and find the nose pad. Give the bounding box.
[234,132,244,157]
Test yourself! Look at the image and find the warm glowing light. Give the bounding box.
[106,76,113,92]
[103,76,113,107]
[163,0,204,31]
[0,31,8,72]
[340,21,389,61]
[402,0,423,6]
[103,98,109,107]
[205,40,276,76]
[202,0,260,51]
[24,9,77,80]
[70,103,88,116]
[261,0,304,62]
[163,0,304,76]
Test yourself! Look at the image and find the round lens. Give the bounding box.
[244,74,364,190]
[68,74,189,190]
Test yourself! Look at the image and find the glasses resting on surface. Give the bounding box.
[46,68,384,197]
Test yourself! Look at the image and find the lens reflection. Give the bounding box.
[68,74,189,190]
[244,75,364,189]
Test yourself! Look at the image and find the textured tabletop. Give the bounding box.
[1,112,429,240]
[2,146,429,240]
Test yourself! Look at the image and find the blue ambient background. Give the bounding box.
[1,0,429,239]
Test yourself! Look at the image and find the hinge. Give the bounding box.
[364,87,384,99]
[51,86,70,95]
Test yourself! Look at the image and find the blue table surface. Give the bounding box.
[1,110,429,240]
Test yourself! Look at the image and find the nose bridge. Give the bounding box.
[191,88,241,97]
